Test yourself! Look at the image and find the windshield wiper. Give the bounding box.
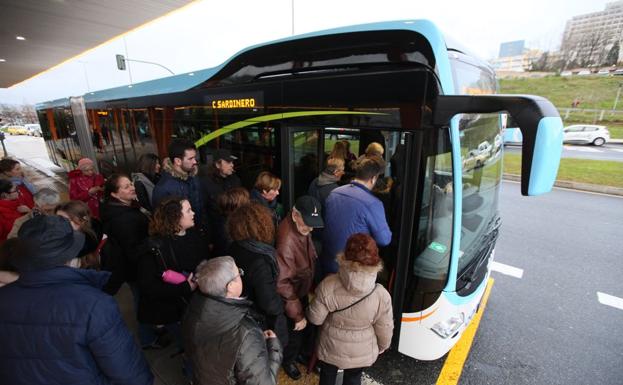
[459,214,501,284]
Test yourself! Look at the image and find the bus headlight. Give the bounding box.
[430,314,464,339]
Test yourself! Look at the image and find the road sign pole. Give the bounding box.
[0,133,7,157]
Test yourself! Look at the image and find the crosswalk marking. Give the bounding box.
[597,292,623,311]
[490,261,524,279]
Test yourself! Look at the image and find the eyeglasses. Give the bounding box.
[228,267,244,284]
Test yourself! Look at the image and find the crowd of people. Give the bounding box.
[0,137,396,385]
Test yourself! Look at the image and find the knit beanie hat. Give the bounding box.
[78,158,94,170]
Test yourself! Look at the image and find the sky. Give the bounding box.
[0,0,615,105]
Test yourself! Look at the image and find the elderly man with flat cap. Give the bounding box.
[0,215,153,385]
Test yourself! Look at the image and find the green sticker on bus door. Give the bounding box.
[429,242,447,253]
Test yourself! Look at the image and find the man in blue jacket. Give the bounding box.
[0,215,153,385]
[152,138,203,226]
[321,156,392,275]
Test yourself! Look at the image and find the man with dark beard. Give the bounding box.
[153,139,203,227]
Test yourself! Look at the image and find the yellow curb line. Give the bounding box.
[436,277,495,385]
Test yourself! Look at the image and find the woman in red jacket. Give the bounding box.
[69,158,104,218]
[0,180,29,243]
[0,158,35,209]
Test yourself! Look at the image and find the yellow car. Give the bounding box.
[6,125,29,135]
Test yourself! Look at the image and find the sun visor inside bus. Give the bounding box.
[433,94,563,196]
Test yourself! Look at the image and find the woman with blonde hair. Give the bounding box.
[227,201,287,347]
[329,141,348,163]
[308,233,394,385]
[251,171,282,224]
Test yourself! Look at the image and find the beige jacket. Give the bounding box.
[307,254,393,369]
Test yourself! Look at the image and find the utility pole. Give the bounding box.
[0,132,7,157]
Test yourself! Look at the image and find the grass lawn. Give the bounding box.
[503,153,623,188]
[499,76,623,111]
[500,76,623,139]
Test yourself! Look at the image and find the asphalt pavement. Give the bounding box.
[505,143,623,162]
[461,181,623,385]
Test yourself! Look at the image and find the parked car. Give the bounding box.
[462,140,492,170]
[24,124,42,137]
[6,125,29,135]
[563,124,610,146]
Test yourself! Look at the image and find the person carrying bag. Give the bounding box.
[307,233,394,385]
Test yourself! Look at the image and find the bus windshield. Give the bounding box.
[452,57,503,289]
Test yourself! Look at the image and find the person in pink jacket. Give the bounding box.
[69,158,104,218]
[308,233,394,385]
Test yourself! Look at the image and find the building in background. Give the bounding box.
[490,40,542,72]
[560,1,623,68]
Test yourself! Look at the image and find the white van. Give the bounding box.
[24,124,42,137]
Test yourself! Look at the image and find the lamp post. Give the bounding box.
[77,60,91,94]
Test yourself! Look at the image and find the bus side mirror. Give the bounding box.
[433,94,563,196]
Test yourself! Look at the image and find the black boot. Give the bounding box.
[283,362,302,380]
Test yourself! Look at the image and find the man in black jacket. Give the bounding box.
[182,256,282,385]
[200,149,242,253]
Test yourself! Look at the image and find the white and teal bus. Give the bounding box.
[37,20,563,360]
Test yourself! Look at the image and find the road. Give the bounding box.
[461,181,623,384]
[368,181,623,385]
[505,143,623,162]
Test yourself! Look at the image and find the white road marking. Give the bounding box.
[597,292,623,311]
[564,146,600,153]
[611,148,623,153]
[490,261,524,279]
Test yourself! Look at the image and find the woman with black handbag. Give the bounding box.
[137,197,206,349]
[307,233,394,385]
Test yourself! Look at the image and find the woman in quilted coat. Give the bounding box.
[307,233,393,385]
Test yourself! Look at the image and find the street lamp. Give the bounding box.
[77,60,92,94]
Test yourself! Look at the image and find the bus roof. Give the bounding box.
[39,19,458,108]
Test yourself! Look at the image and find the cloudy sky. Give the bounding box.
[0,0,614,105]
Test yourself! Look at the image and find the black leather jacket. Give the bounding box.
[182,293,282,385]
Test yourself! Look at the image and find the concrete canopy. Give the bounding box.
[0,0,193,88]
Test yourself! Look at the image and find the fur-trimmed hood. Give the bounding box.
[336,253,382,295]
[161,157,197,181]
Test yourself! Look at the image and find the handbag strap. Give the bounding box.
[330,284,379,314]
